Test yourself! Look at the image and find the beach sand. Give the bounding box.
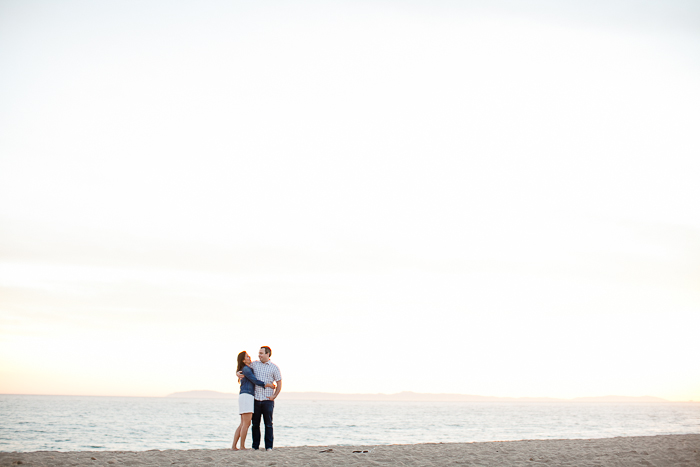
[1,434,698,466]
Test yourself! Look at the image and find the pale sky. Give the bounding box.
[1,0,699,401]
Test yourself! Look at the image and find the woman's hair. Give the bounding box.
[236,351,247,375]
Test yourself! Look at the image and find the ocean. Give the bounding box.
[1,395,698,452]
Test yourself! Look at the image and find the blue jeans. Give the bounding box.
[251,400,274,449]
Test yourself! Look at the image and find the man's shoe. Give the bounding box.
[266,448,273,451]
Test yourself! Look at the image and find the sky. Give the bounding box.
[1,0,699,401]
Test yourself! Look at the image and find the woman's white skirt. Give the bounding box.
[238,393,254,414]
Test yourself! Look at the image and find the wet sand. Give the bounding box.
[1,434,698,466]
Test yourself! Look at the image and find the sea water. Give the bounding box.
[1,395,698,452]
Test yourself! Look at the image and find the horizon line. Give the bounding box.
[168,390,694,402]
[2,391,697,402]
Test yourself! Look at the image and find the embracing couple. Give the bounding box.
[232,346,282,451]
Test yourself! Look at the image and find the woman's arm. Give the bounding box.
[242,366,275,388]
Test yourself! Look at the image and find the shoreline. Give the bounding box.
[2,434,699,466]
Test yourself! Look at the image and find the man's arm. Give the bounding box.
[269,380,282,401]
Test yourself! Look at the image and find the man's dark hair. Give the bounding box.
[261,346,272,357]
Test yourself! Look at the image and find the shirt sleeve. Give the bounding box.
[242,365,268,387]
[274,365,282,381]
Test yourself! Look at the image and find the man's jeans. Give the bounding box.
[251,400,274,449]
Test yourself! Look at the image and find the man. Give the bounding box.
[244,346,282,450]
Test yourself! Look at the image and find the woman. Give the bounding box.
[232,351,275,450]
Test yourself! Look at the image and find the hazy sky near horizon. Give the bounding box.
[1,0,699,401]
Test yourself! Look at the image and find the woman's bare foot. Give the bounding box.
[240,447,248,450]
[232,447,239,451]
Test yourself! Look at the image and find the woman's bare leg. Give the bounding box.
[232,414,244,450]
[238,413,253,449]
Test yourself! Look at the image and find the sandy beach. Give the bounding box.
[2,434,698,466]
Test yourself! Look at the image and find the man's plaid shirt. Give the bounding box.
[251,360,282,401]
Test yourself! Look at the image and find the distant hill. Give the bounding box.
[166,390,669,402]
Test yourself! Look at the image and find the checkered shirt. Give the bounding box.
[251,360,282,401]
